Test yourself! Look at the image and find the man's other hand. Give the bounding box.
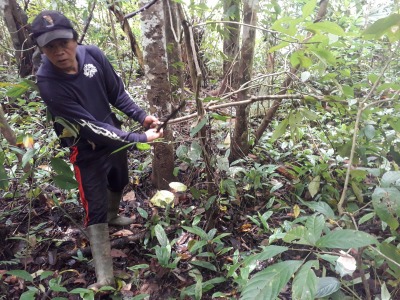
[145,128,163,142]
[143,116,159,129]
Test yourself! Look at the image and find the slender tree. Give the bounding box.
[1,0,35,77]
[229,0,258,162]
[140,0,176,189]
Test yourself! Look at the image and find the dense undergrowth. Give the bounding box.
[1,74,400,299]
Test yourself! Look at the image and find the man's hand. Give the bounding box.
[145,127,163,142]
[143,115,159,129]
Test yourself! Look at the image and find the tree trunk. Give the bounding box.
[229,0,258,162]
[141,0,176,189]
[222,0,240,77]
[2,0,35,77]
[163,0,183,105]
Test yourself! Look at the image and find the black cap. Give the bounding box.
[31,11,74,47]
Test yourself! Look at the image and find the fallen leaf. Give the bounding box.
[240,223,253,232]
[335,250,357,277]
[111,249,128,258]
[169,182,187,192]
[150,190,174,208]
[112,229,134,237]
[123,191,136,202]
[293,204,300,218]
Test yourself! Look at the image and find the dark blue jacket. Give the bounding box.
[36,45,147,158]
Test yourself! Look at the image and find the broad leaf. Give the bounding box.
[190,116,207,137]
[6,270,33,282]
[242,245,288,267]
[315,277,341,298]
[182,225,208,240]
[283,226,311,245]
[372,187,400,230]
[189,260,217,272]
[0,164,9,190]
[53,174,78,190]
[306,21,345,36]
[308,175,320,198]
[292,260,319,300]
[302,0,317,18]
[51,157,74,177]
[154,224,169,247]
[305,214,325,245]
[271,118,289,142]
[219,179,237,197]
[363,14,400,41]
[381,171,400,188]
[20,290,37,300]
[240,260,302,300]
[316,229,378,249]
[301,200,335,219]
[379,243,400,277]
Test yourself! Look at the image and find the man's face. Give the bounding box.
[41,38,78,74]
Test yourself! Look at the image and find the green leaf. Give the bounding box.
[316,229,378,249]
[363,124,375,140]
[137,207,148,219]
[308,175,320,198]
[190,117,207,137]
[306,21,345,36]
[0,164,9,190]
[22,148,36,168]
[271,17,301,36]
[300,108,319,121]
[6,80,34,98]
[305,214,325,245]
[6,270,34,282]
[240,260,303,300]
[363,14,400,40]
[311,49,336,66]
[53,174,78,190]
[302,200,335,219]
[127,264,149,271]
[51,158,74,177]
[381,171,400,188]
[292,260,319,300]
[219,179,237,197]
[283,226,311,245]
[271,118,289,142]
[20,290,37,300]
[302,0,317,18]
[189,260,217,272]
[243,246,288,268]
[315,277,341,298]
[182,225,208,240]
[154,224,169,247]
[372,187,400,230]
[379,243,400,278]
[136,142,151,151]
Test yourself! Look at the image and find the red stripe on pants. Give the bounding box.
[70,146,89,226]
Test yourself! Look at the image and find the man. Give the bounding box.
[31,10,163,290]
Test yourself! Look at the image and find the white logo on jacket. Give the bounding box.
[83,64,97,78]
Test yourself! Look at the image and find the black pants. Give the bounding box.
[70,146,128,226]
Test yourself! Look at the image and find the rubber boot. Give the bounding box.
[86,223,115,291]
[107,190,134,226]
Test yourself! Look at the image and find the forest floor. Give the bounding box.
[0,156,304,300]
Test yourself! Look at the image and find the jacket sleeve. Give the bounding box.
[88,46,148,124]
[38,80,148,149]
